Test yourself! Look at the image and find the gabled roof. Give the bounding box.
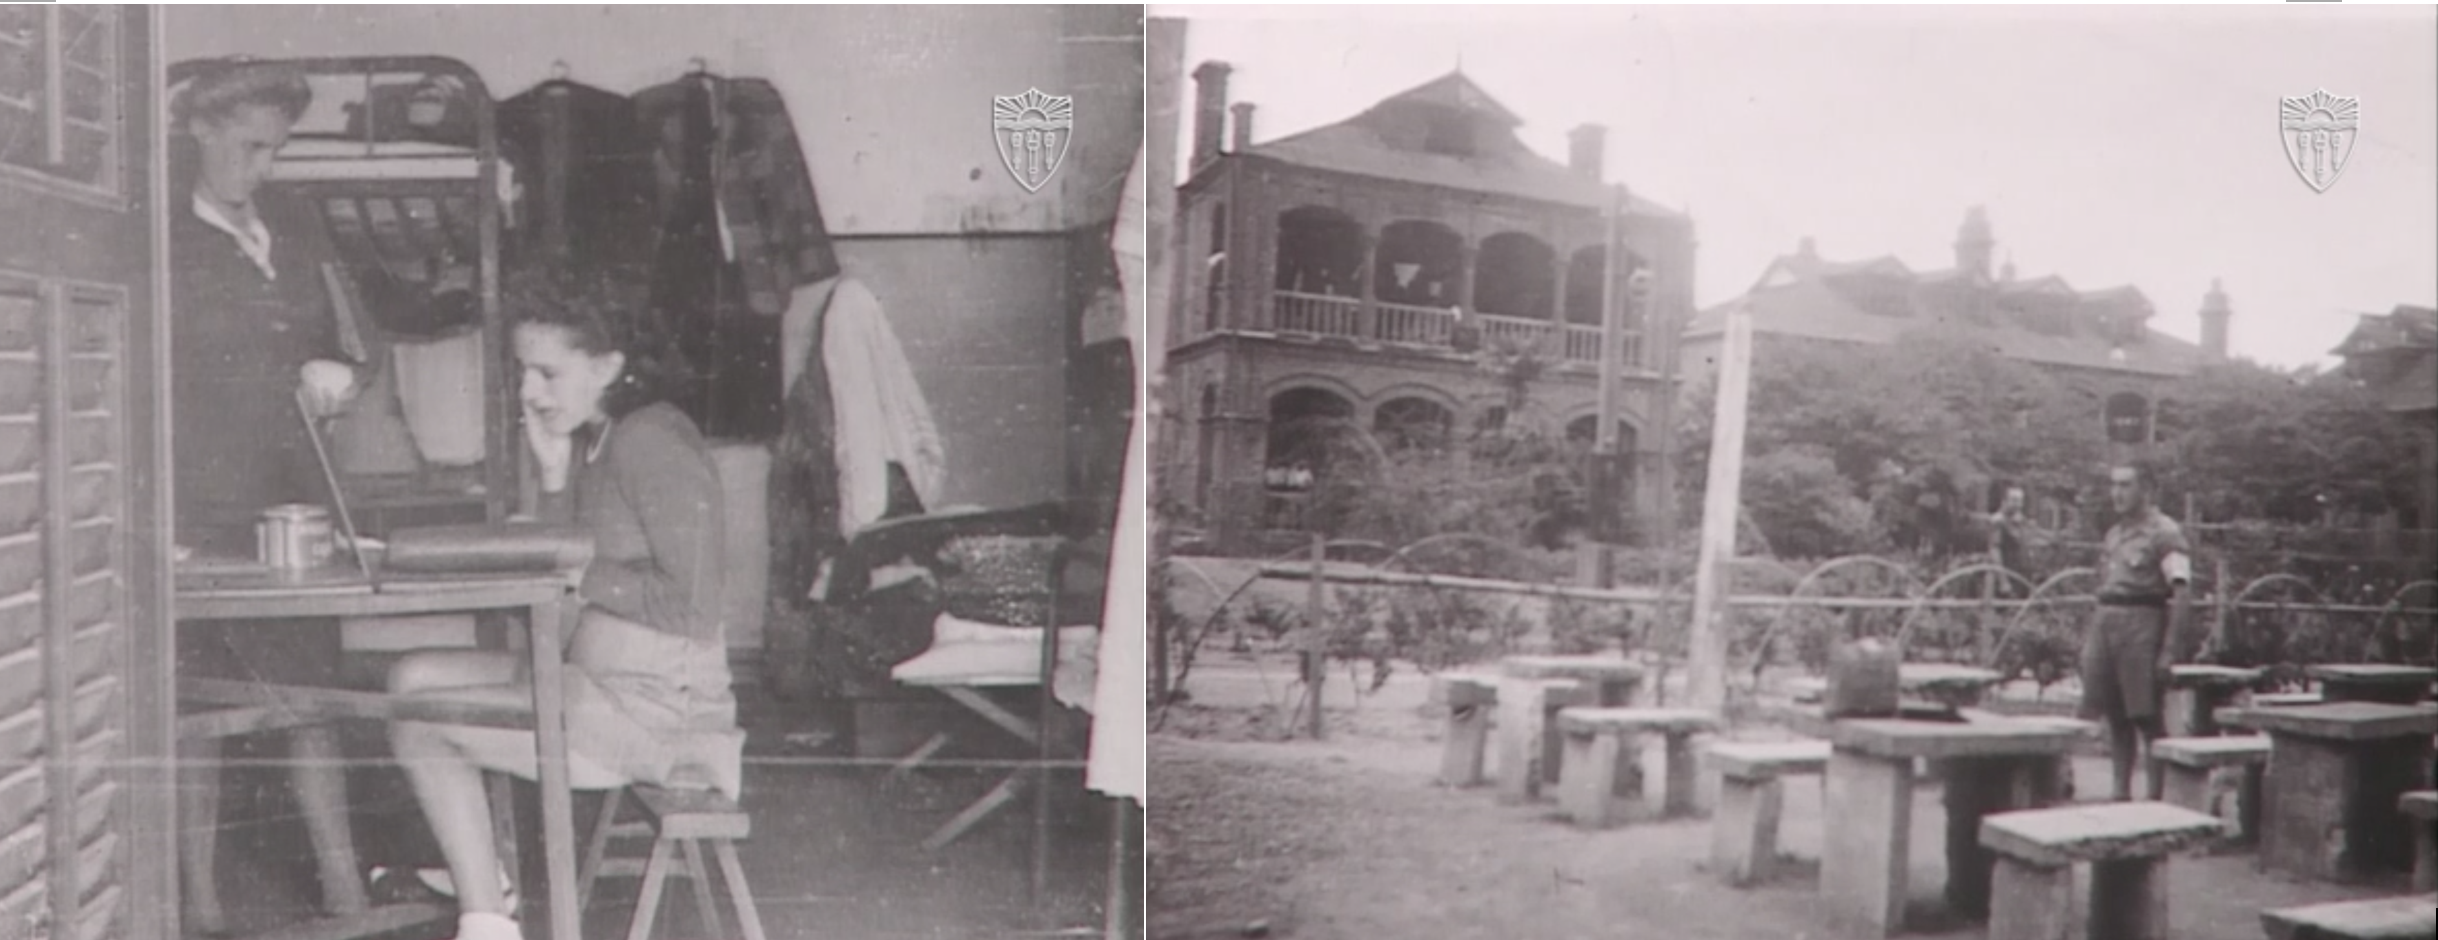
[1242,70,1685,218]
[2332,304,2438,414]
[1690,251,2200,378]
[1366,71,1525,127]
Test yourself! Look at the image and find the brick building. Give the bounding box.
[1161,64,1695,553]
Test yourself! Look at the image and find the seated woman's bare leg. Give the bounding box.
[389,651,523,920]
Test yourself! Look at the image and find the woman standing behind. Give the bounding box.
[386,275,741,940]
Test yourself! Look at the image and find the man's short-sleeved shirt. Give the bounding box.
[2099,507,2191,601]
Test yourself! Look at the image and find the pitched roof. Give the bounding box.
[1690,251,2201,377]
[1244,71,1684,218]
[2332,304,2438,414]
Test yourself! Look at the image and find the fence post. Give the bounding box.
[2212,556,2231,658]
[1304,532,1328,740]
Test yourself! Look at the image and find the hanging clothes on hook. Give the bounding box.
[634,65,840,441]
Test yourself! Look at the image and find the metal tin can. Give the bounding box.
[259,504,334,571]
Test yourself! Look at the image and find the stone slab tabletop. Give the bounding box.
[2252,692,2327,707]
[2402,789,2437,820]
[2150,735,2272,768]
[2259,893,2438,940]
[1979,801,2225,868]
[2231,702,2438,741]
[2305,663,2438,685]
[1707,740,1832,779]
[1829,715,2091,760]
[1556,707,1718,736]
[1897,663,2004,690]
[1429,672,1500,708]
[2167,664,2263,688]
[1501,655,1646,683]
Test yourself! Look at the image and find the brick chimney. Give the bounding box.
[1192,61,1233,168]
[1230,102,1256,152]
[2199,277,2232,360]
[1567,124,1606,181]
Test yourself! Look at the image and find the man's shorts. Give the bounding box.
[2078,604,2166,731]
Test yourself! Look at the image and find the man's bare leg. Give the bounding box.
[2108,719,2141,802]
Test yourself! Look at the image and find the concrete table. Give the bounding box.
[2236,702,2438,883]
[1493,677,1588,805]
[1979,802,2225,940]
[2307,664,2438,705]
[1500,656,1646,799]
[2164,665,2263,738]
[1821,715,2092,936]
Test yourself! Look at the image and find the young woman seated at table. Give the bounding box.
[387,275,744,940]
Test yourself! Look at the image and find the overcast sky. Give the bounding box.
[1155,5,2437,369]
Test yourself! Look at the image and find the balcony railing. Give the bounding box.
[1264,291,1641,367]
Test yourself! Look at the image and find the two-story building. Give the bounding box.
[1162,63,1695,553]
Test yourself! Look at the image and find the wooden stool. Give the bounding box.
[1706,741,1830,886]
[1979,802,2223,940]
[1552,707,1719,828]
[1429,673,1498,788]
[2402,790,2437,894]
[578,786,768,940]
[2148,735,2270,842]
[2259,893,2438,939]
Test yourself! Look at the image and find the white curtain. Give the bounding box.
[1087,144,1148,805]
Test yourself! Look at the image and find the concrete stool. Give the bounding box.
[1553,707,1719,828]
[2165,665,2263,737]
[2149,735,2271,842]
[1430,672,1499,788]
[1979,801,2224,940]
[2259,893,2438,939]
[579,786,769,940]
[2403,790,2437,893]
[1494,678,1589,805]
[1707,741,1831,886]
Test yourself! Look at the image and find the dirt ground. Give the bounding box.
[1148,651,2413,940]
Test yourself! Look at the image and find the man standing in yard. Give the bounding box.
[2082,463,2196,801]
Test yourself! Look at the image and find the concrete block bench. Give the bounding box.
[2259,893,2438,940]
[2149,735,2271,842]
[1430,672,1500,788]
[2403,790,2436,893]
[1979,801,2225,940]
[1494,678,1590,805]
[1502,655,1645,798]
[1553,707,1718,828]
[1707,740,1831,886]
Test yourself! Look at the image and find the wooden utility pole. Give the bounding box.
[1303,532,1327,739]
[1579,186,1630,590]
[1687,304,1755,714]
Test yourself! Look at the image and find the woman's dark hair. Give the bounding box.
[504,269,687,420]
[176,61,313,128]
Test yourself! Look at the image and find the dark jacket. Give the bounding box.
[171,188,355,555]
[633,74,839,316]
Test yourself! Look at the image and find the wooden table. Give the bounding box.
[2226,701,2438,883]
[1821,713,2092,937]
[177,564,583,940]
[2305,664,2438,705]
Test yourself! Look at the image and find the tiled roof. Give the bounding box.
[1244,72,1685,219]
[1690,252,2201,377]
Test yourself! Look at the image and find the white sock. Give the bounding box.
[453,911,523,940]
